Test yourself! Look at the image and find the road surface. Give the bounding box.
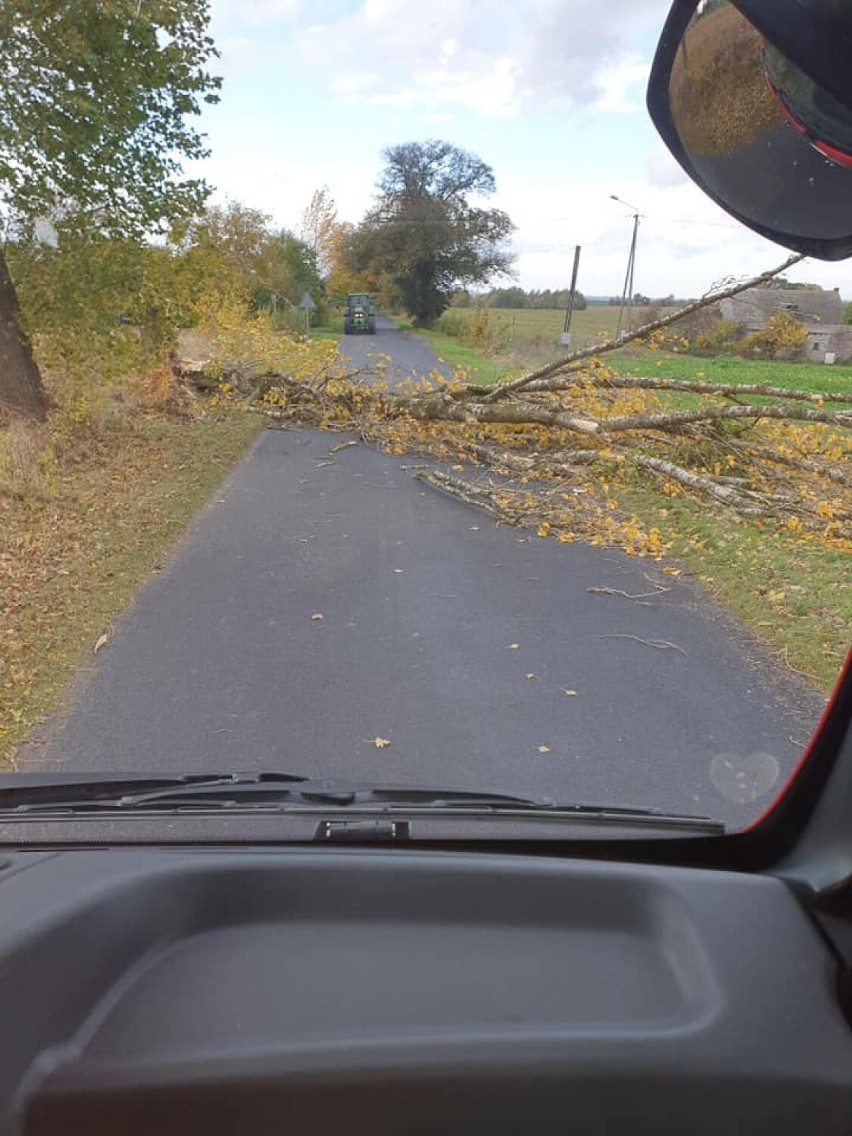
[337,314,454,385]
[19,320,822,826]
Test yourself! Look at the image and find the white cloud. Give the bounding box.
[646,144,690,189]
[593,57,650,113]
[212,0,301,26]
[291,0,670,117]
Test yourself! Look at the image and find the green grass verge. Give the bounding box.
[608,351,852,400]
[311,313,345,341]
[1,412,264,766]
[618,486,850,692]
[391,318,508,384]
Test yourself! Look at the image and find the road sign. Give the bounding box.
[298,293,316,310]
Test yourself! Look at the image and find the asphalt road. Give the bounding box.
[20,321,822,827]
[337,314,454,385]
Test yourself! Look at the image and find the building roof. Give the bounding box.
[720,287,843,328]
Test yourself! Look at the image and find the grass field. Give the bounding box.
[608,351,852,398]
[427,307,852,399]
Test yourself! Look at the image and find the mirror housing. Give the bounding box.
[647,0,852,260]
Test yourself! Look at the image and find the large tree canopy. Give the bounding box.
[0,0,221,418]
[352,141,515,326]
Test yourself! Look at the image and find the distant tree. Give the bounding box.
[843,301,852,325]
[449,288,473,307]
[174,203,321,312]
[767,277,823,290]
[485,286,527,308]
[351,141,515,326]
[300,188,339,278]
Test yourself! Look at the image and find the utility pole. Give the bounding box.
[561,245,582,347]
[611,195,641,340]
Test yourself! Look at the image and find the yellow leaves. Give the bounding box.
[536,521,551,538]
[563,689,578,697]
[371,737,392,749]
[816,500,836,519]
[506,643,520,650]
[787,516,803,534]
[537,745,551,754]
[311,612,323,621]
[662,566,681,577]
[767,590,786,604]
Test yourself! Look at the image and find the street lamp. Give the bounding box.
[610,194,642,340]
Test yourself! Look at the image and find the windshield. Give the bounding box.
[0,0,847,839]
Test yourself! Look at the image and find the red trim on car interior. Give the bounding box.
[764,64,852,168]
[745,649,852,832]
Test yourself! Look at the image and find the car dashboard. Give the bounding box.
[1,844,850,1134]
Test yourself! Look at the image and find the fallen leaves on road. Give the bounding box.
[524,672,536,680]
[371,737,392,749]
[538,745,551,754]
[564,689,578,697]
[311,612,324,621]
[507,643,520,650]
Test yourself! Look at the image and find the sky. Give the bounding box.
[187,0,852,299]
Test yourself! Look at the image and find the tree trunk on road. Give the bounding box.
[0,244,47,421]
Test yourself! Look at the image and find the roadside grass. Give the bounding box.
[617,485,850,692]
[608,351,852,403]
[0,412,263,767]
[311,312,344,341]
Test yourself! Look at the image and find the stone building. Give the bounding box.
[719,287,852,363]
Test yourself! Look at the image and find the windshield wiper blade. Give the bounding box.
[0,774,725,833]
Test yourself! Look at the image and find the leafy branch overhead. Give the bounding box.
[0,0,223,420]
[0,0,221,233]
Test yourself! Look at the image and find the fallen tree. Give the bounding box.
[185,252,851,556]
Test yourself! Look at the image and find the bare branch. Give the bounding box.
[476,252,805,402]
[523,373,852,405]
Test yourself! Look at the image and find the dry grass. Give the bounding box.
[0,410,263,765]
[0,420,54,501]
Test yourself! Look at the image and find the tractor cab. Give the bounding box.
[343,293,377,335]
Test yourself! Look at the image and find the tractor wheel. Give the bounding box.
[343,318,350,335]
[368,318,376,335]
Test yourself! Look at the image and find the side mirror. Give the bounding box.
[647,0,852,260]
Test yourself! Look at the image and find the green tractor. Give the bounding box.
[343,293,377,335]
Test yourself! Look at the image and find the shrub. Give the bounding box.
[692,318,742,353]
[731,312,808,359]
